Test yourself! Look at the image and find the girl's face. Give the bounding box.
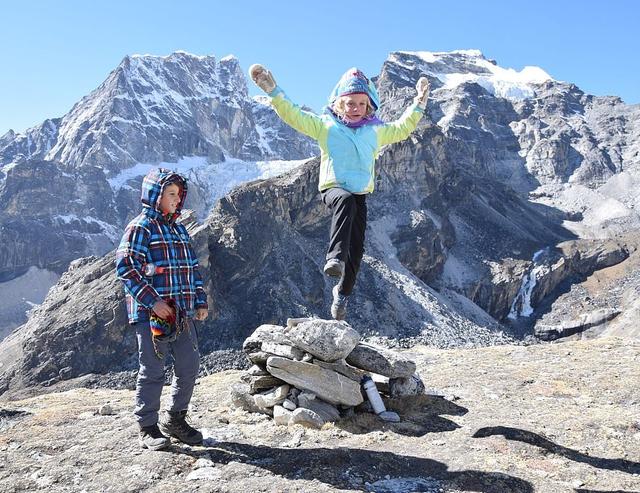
[340,93,370,123]
[159,183,182,214]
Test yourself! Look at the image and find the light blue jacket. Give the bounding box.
[267,86,424,193]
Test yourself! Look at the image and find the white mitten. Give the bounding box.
[249,64,277,94]
[414,76,430,108]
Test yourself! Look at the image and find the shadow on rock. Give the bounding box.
[177,441,534,493]
[473,426,640,475]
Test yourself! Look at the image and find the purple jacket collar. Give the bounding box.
[325,107,384,128]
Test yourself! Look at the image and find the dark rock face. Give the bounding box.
[0,159,118,280]
[0,254,133,397]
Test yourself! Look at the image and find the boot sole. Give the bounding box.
[324,268,342,277]
[324,266,343,278]
[139,437,170,451]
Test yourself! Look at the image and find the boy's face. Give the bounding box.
[341,93,370,123]
[159,183,182,214]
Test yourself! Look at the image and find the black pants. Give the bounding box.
[321,187,367,296]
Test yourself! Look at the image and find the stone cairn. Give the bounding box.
[231,318,425,429]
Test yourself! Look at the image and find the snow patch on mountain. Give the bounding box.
[107,155,309,217]
[393,50,553,101]
[53,215,121,243]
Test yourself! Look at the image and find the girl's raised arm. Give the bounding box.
[249,64,324,141]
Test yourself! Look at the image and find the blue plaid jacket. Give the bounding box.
[115,168,208,324]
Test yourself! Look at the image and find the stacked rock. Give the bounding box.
[231,318,424,429]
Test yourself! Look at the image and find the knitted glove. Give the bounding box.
[249,64,277,94]
[414,76,430,109]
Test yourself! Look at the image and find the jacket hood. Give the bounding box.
[327,67,380,111]
[141,168,188,217]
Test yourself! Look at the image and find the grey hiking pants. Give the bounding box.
[134,320,199,428]
[321,187,368,296]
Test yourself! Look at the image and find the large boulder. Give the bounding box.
[389,374,426,397]
[240,374,285,393]
[285,319,360,362]
[311,358,365,382]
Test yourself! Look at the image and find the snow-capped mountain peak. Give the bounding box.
[392,50,553,101]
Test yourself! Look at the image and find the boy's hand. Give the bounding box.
[195,308,209,321]
[249,64,276,93]
[415,76,430,108]
[152,300,175,320]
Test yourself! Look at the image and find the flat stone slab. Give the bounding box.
[312,358,366,382]
[261,342,305,361]
[346,342,416,378]
[240,374,285,393]
[266,356,363,407]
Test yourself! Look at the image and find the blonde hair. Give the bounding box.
[332,95,375,118]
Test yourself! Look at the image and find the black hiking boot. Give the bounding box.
[139,423,170,451]
[159,410,203,445]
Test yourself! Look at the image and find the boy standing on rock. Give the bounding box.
[116,168,208,450]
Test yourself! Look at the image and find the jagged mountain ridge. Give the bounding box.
[377,50,640,197]
[0,51,316,170]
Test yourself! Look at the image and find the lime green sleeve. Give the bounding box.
[376,103,424,147]
[269,87,324,141]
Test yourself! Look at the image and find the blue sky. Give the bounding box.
[1,0,638,135]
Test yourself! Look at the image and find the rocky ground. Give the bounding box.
[1,336,639,492]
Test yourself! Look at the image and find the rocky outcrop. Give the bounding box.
[532,232,640,340]
[535,308,620,340]
[506,238,631,323]
[0,159,119,280]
